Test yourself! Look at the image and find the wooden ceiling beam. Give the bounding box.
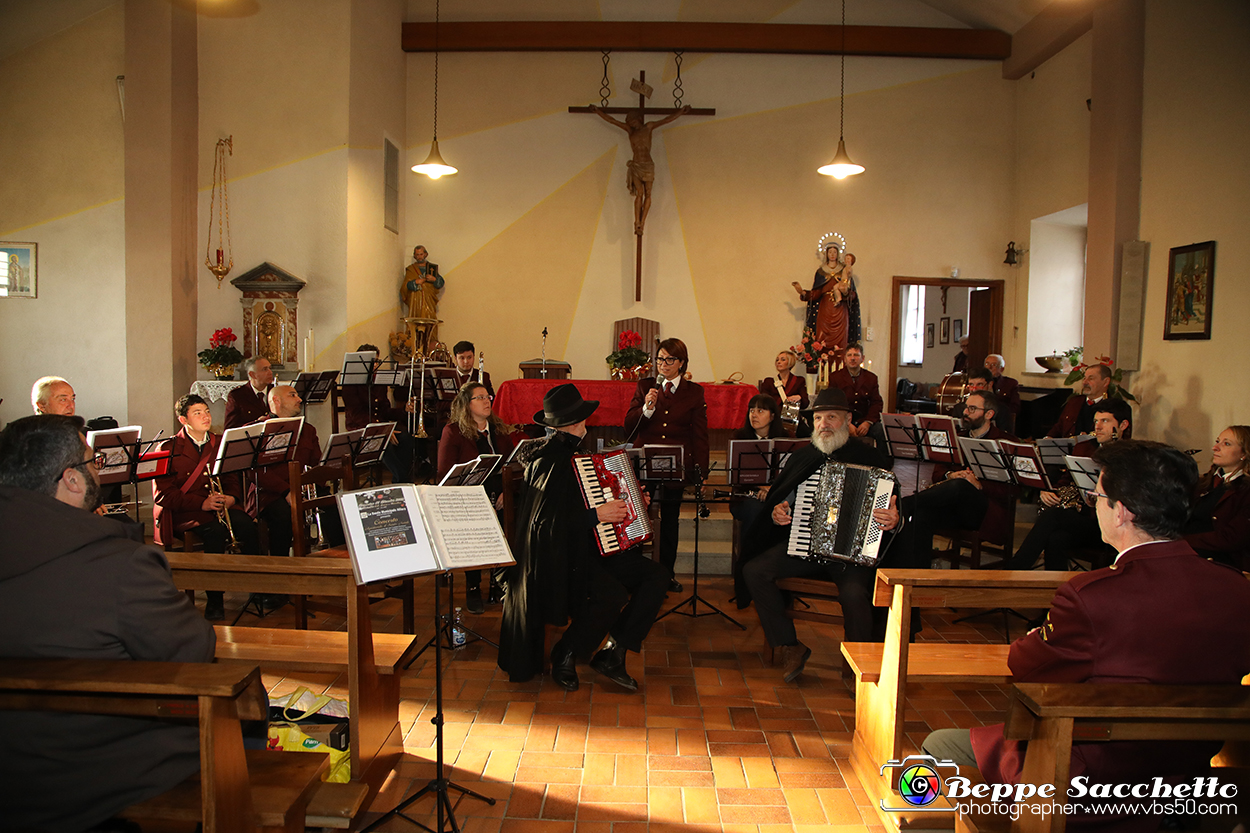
[401,21,1011,61]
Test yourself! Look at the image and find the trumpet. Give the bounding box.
[209,475,242,553]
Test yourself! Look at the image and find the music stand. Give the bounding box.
[727,439,772,487]
[438,455,503,488]
[1064,455,1102,503]
[213,421,303,622]
[657,462,744,630]
[882,413,927,495]
[957,437,1014,485]
[340,351,379,423]
[294,369,338,416]
[999,441,1057,491]
[918,414,963,467]
[88,426,173,520]
[362,572,496,833]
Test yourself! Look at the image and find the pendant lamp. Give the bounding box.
[818,0,864,179]
[413,0,457,179]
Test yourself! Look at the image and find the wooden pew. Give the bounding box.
[166,552,420,829]
[841,569,1077,833]
[0,658,327,833]
[958,683,1250,833]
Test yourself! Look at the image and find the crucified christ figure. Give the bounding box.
[593,104,691,236]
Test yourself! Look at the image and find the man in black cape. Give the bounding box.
[738,387,906,682]
[498,384,668,692]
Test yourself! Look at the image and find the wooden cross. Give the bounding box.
[570,70,715,301]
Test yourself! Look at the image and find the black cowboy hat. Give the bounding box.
[534,383,600,428]
[806,387,852,413]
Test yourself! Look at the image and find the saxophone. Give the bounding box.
[1046,427,1116,512]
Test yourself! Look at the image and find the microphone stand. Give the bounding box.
[540,327,548,378]
[657,463,744,629]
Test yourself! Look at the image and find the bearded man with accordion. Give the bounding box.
[739,388,904,683]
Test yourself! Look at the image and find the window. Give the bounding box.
[383,138,399,233]
[900,284,926,365]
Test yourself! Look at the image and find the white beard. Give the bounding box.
[812,423,850,455]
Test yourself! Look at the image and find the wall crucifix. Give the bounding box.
[570,69,714,301]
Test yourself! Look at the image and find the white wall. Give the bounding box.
[1025,218,1087,363]
[896,284,970,389]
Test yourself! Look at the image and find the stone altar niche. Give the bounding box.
[230,262,307,370]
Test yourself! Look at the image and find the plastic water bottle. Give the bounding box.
[451,607,466,649]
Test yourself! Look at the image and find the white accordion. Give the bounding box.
[787,461,896,567]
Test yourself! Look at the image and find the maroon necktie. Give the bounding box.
[664,382,674,396]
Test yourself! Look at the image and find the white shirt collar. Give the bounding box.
[1113,539,1170,565]
[660,374,681,392]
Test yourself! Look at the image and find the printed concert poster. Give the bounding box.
[358,487,416,552]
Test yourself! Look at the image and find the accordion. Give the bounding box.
[787,461,896,567]
[572,451,653,555]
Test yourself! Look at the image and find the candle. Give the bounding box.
[216,248,223,267]
[308,328,315,371]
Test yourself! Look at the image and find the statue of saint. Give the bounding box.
[592,105,691,236]
[401,245,444,345]
[791,243,862,369]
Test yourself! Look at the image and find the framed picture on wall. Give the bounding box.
[0,242,37,299]
[926,323,935,349]
[1164,240,1215,340]
[953,319,964,342]
[939,317,951,344]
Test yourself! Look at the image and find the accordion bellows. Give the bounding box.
[788,461,896,567]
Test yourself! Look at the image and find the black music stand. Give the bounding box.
[214,420,304,623]
[882,414,927,496]
[88,426,173,521]
[362,572,496,833]
[294,369,338,416]
[657,463,744,629]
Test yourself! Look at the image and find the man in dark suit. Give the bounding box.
[451,340,494,397]
[1048,363,1113,437]
[984,353,1020,433]
[224,356,274,429]
[152,394,261,619]
[902,390,1018,565]
[924,441,1250,832]
[624,337,709,591]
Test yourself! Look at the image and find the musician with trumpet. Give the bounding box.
[1000,399,1131,571]
[451,340,493,397]
[152,394,260,620]
[739,388,902,683]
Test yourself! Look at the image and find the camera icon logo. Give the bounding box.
[880,755,960,813]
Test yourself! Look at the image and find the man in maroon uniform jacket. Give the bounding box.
[924,440,1250,832]
[224,356,275,429]
[1049,363,1113,438]
[250,385,322,562]
[624,337,709,591]
[828,343,883,445]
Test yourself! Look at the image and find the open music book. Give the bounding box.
[438,454,502,487]
[86,425,172,485]
[956,437,1014,484]
[337,484,515,584]
[917,414,962,466]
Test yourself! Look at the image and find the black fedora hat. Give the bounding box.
[534,383,600,428]
[807,387,852,413]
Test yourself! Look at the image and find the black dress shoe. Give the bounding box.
[204,593,225,621]
[550,643,579,691]
[466,585,485,614]
[590,638,638,692]
[668,578,683,593]
[487,582,505,605]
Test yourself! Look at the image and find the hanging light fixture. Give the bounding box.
[818,0,864,179]
[413,0,457,179]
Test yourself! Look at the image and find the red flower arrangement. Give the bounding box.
[606,329,652,380]
[791,327,831,366]
[198,326,245,376]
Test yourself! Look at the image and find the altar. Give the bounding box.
[492,378,755,431]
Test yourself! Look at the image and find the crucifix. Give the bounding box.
[570,70,715,301]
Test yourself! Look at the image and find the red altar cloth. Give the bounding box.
[493,379,755,430]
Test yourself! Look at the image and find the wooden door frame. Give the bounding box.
[885,277,1005,412]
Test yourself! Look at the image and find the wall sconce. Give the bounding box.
[1004,241,1027,265]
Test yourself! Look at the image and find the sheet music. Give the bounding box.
[882,413,922,460]
[728,439,772,486]
[87,425,142,484]
[339,351,377,386]
[418,486,514,570]
[957,437,1013,483]
[1064,455,1102,499]
[337,485,438,583]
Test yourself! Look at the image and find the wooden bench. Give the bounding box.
[957,683,1250,833]
[166,552,420,829]
[0,658,327,833]
[841,569,1077,833]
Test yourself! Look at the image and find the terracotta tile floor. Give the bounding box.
[243,572,1030,832]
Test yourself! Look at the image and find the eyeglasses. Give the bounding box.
[71,452,107,473]
[1088,491,1110,502]
[963,405,984,414]
[657,356,681,365]
[470,394,493,402]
